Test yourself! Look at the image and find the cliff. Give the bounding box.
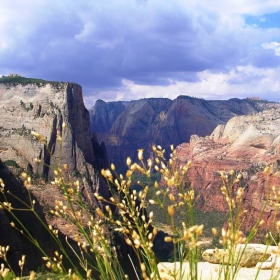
[176,107,280,234]
[0,78,96,181]
[0,77,111,275]
[89,96,278,170]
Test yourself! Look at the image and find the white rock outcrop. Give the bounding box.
[158,261,280,280]
[158,244,280,279]
[0,82,95,180]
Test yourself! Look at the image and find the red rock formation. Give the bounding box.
[176,107,280,237]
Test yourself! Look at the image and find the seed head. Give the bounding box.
[126,157,132,166]
[138,149,144,161]
[168,205,175,217]
[164,236,173,243]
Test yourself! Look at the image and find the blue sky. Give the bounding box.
[1,0,280,108]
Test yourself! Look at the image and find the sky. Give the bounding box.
[1,0,280,108]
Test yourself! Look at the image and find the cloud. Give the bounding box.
[262,42,280,56]
[83,64,280,108]
[1,0,280,108]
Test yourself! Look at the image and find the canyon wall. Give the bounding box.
[0,81,96,181]
[176,107,280,234]
[90,96,278,170]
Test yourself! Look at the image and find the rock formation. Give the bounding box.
[0,77,113,275]
[158,244,280,279]
[176,107,280,234]
[0,79,97,181]
[89,96,278,171]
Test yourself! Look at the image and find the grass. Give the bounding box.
[0,130,280,279]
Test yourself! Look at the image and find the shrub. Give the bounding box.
[4,160,20,168]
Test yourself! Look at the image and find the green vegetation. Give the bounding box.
[3,160,20,168]
[0,75,63,87]
[0,131,280,279]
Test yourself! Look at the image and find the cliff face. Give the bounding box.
[89,96,278,169]
[176,107,280,234]
[0,81,95,180]
[0,79,112,274]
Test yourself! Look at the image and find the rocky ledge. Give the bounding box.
[159,244,280,279]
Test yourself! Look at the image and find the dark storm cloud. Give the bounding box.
[0,1,238,90]
[1,0,280,105]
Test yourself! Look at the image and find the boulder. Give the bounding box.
[202,246,270,267]
[157,261,277,280]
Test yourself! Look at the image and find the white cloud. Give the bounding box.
[262,42,280,56]
[83,64,280,106]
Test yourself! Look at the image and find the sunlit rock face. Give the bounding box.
[176,107,280,235]
[89,96,278,170]
[0,82,96,180]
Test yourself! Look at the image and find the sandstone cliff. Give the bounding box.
[0,79,96,181]
[0,77,111,275]
[176,107,280,234]
[89,96,278,170]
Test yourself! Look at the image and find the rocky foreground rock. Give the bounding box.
[159,244,280,280]
[158,262,280,280]
[0,159,57,273]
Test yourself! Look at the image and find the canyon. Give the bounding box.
[1,76,280,276]
[175,106,280,235]
[89,96,278,171]
[90,95,280,239]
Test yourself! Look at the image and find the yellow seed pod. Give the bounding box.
[63,164,68,171]
[86,269,92,279]
[212,228,218,236]
[167,178,174,188]
[125,238,133,246]
[169,193,175,202]
[138,149,144,161]
[126,157,132,166]
[95,208,105,219]
[164,236,173,243]
[196,224,204,236]
[153,227,158,236]
[140,263,146,272]
[168,205,175,217]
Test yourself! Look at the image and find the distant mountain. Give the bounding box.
[89,96,279,170]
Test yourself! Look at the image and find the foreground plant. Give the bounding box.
[0,128,280,279]
[97,145,206,279]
